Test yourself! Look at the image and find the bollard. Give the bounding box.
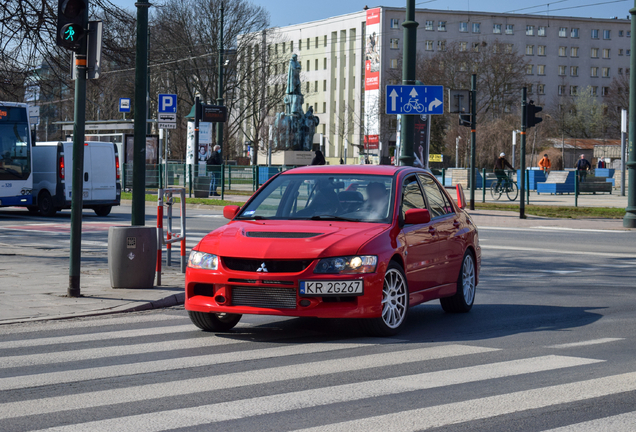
[228,165,232,191]
[575,170,579,207]
[441,168,446,186]
[156,190,163,286]
[188,164,193,197]
[526,170,530,205]
[482,168,486,203]
[221,164,225,201]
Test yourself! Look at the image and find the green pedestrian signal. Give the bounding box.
[56,0,88,51]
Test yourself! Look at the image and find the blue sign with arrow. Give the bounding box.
[385,85,444,115]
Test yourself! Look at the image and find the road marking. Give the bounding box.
[543,411,636,431]
[295,371,636,432]
[537,270,581,274]
[546,338,624,349]
[481,244,636,258]
[0,344,496,419]
[0,341,374,391]
[26,355,601,431]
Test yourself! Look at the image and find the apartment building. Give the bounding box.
[260,7,631,163]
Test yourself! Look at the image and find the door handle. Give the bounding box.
[84,172,89,182]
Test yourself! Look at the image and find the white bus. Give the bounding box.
[0,102,32,207]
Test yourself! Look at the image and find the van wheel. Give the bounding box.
[26,206,39,215]
[94,206,112,217]
[38,191,57,217]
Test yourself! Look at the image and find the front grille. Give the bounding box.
[227,278,294,286]
[223,258,312,273]
[231,286,297,309]
[246,231,322,239]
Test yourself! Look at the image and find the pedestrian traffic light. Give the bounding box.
[527,101,543,128]
[56,0,88,52]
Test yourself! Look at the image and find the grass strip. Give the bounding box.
[473,202,625,219]
[121,192,244,207]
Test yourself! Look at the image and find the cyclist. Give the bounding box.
[494,152,514,188]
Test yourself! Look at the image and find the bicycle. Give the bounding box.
[490,170,518,201]
[403,99,424,113]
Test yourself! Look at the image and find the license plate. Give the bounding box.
[299,280,363,296]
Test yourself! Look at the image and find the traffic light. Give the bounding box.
[527,101,543,128]
[56,0,88,52]
[459,114,471,127]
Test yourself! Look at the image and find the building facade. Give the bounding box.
[262,8,631,164]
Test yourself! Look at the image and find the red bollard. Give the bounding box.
[156,192,163,286]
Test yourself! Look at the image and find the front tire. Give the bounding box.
[363,261,409,337]
[94,205,112,217]
[440,251,476,313]
[188,311,242,332]
[506,182,519,201]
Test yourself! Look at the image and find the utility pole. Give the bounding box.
[398,0,418,166]
[216,3,225,154]
[621,109,627,197]
[132,0,150,226]
[520,87,527,219]
[469,74,476,210]
[625,1,636,228]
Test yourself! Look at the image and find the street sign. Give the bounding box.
[158,122,177,129]
[158,113,177,122]
[201,104,227,123]
[28,106,40,125]
[429,154,443,162]
[119,98,131,113]
[386,85,444,115]
[158,94,177,114]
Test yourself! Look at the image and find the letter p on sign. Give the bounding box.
[158,94,177,113]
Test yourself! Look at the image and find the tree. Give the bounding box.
[558,86,609,139]
[604,73,630,136]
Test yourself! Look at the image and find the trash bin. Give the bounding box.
[193,176,211,198]
[108,226,157,288]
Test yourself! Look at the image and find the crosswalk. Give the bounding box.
[0,311,634,432]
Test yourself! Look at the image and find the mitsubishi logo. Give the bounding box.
[256,262,268,272]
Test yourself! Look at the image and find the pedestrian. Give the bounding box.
[576,154,591,183]
[538,153,551,174]
[206,144,222,196]
[311,149,326,165]
[494,152,514,187]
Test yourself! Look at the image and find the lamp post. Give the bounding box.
[216,3,225,156]
[624,1,636,228]
[398,0,418,166]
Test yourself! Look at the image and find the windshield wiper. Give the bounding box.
[309,215,359,222]
[236,215,269,220]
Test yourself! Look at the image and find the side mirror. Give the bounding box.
[223,205,240,220]
[404,208,431,225]
[456,184,467,209]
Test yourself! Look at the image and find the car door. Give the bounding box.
[89,143,116,201]
[418,173,464,286]
[399,175,439,292]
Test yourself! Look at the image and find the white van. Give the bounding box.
[30,141,121,216]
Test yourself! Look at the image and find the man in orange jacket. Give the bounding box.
[538,154,551,174]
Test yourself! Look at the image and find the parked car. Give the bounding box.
[185,165,480,336]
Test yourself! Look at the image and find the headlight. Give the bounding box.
[187,251,218,270]
[314,255,377,274]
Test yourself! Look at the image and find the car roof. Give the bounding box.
[281,165,430,176]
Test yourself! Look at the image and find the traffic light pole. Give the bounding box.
[624,1,636,228]
[216,3,224,154]
[398,0,418,166]
[132,0,150,226]
[520,87,527,219]
[469,74,476,210]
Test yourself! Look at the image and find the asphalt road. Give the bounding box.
[1,204,636,430]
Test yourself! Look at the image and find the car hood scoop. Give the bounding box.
[245,231,323,239]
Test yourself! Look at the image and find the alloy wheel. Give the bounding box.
[381,268,408,329]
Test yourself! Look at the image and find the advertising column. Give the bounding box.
[364,8,381,155]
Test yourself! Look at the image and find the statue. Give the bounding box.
[273,54,319,151]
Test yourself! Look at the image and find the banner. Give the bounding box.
[364,8,381,151]
[413,115,431,169]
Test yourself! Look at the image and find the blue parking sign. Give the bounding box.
[158,94,177,113]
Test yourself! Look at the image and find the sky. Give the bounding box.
[111,0,633,28]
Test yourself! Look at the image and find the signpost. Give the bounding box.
[386,85,444,115]
[158,94,177,189]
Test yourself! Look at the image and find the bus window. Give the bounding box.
[0,106,31,181]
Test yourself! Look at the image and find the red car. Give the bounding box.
[186,165,480,336]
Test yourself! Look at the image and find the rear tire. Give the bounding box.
[363,261,409,337]
[440,251,476,313]
[94,205,112,217]
[490,183,502,200]
[38,191,57,217]
[188,311,242,332]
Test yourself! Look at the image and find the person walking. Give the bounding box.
[576,154,591,183]
[494,152,514,187]
[311,150,326,165]
[538,154,551,175]
[206,144,222,196]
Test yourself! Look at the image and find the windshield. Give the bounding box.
[0,107,31,181]
[237,173,395,223]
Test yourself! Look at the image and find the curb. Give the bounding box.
[0,293,185,326]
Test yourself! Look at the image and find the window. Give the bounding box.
[591,86,598,96]
[619,67,623,75]
[619,49,624,56]
[571,28,579,38]
[472,22,481,33]
[324,35,327,47]
[438,21,446,31]
[390,59,398,69]
[401,176,425,219]
[282,42,286,52]
[425,20,434,31]
[602,67,610,77]
[314,81,318,92]
[290,41,293,51]
[526,25,534,36]
[570,66,578,76]
[602,87,609,96]
[526,45,534,55]
[390,38,399,49]
[591,48,599,58]
[459,22,468,32]
[315,36,318,48]
[324,58,327,69]
[390,18,400,29]
[558,85,565,95]
[460,42,468,52]
[538,84,545,95]
[473,42,480,52]
[603,48,610,58]
[591,67,598,77]
[315,59,318,70]
[323,102,326,112]
[459,62,467,72]
[505,24,514,34]
[419,175,452,219]
[323,80,326,91]
[305,82,309,93]
[603,30,611,39]
[299,39,302,50]
[628,49,632,56]
[537,65,545,75]
[570,86,578,95]
[558,47,567,57]
[528,84,533,94]
[438,40,446,51]
[628,31,632,37]
[559,27,567,37]
[559,65,566,76]
[619,30,624,37]
[538,45,546,56]
[592,29,599,39]
[571,47,578,57]
[425,40,434,51]
[493,24,502,34]
[538,26,546,36]
[506,43,514,53]
[526,64,534,75]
